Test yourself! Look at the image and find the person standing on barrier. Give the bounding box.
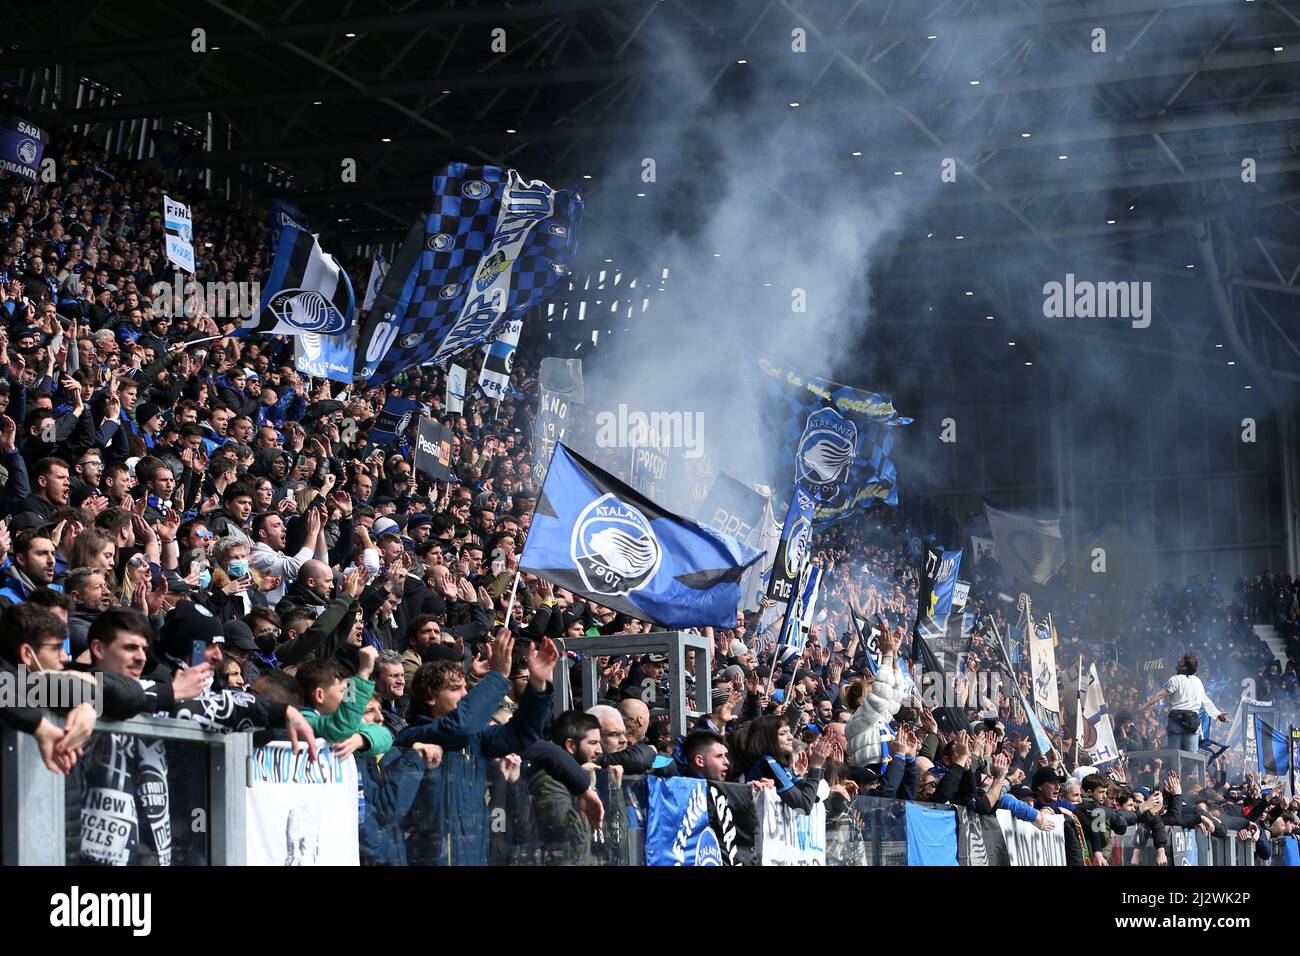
[1138,653,1227,752]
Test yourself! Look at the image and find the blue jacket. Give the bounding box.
[997,791,1040,823]
[395,671,551,865]
[358,746,428,866]
[0,561,62,606]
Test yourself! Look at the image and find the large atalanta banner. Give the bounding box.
[520,444,761,628]
[644,777,755,866]
[743,350,911,526]
[0,113,46,182]
[357,163,582,385]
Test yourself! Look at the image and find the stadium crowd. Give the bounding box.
[0,132,1297,867]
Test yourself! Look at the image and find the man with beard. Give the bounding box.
[0,528,59,604]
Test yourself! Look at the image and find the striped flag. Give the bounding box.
[477,317,522,400]
[241,224,355,338]
[1254,715,1292,776]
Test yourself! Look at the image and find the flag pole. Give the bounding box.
[502,569,522,629]
[1075,654,1083,767]
[1284,723,1294,801]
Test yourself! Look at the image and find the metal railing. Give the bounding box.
[3,716,1296,867]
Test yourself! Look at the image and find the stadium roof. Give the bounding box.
[9,0,1300,403]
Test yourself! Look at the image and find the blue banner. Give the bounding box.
[1283,837,1300,867]
[644,777,720,866]
[743,349,911,525]
[904,803,958,866]
[521,444,761,629]
[369,396,422,446]
[295,332,355,384]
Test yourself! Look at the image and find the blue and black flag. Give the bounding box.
[741,348,911,526]
[241,223,355,338]
[356,163,582,386]
[1254,715,1293,776]
[767,484,814,604]
[521,444,762,629]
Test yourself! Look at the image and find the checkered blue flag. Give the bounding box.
[742,346,911,525]
[356,164,582,385]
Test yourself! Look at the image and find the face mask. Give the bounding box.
[198,568,212,589]
[227,558,249,578]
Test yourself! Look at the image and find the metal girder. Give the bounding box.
[53,4,1300,122]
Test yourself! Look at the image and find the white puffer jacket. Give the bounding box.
[844,659,906,767]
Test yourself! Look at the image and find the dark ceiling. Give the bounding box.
[6,0,1300,407]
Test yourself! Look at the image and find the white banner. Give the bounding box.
[1081,662,1120,764]
[478,317,523,400]
[446,364,467,414]
[163,195,194,274]
[983,504,1064,585]
[996,808,1066,866]
[245,741,359,866]
[755,789,826,865]
[971,536,997,562]
[1029,620,1061,733]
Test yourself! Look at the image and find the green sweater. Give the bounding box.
[302,674,393,756]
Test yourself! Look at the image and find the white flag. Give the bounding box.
[445,364,467,415]
[163,195,194,273]
[984,503,1065,585]
[1080,663,1119,764]
[362,251,388,312]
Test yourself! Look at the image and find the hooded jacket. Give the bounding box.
[844,659,905,767]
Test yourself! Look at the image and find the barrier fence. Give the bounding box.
[4,719,1297,866]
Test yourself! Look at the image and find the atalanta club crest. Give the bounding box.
[570,493,661,597]
[783,512,811,579]
[265,288,349,334]
[795,407,856,504]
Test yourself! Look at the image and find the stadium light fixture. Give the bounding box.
[1058,154,1068,160]
[1186,264,1195,269]
[582,174,593,180]
[964,290,974,296]
[737,58,748,64]
[506,128,517,134]
[954,234,965,239]
[1228,361,1236,366]
[1274,46,1284,52]
[1106,219,1116,224]
[1025,361,1032,366]
[893,170,903,176]
[927,35,938,40]
[381,137,392,142]
[985,315,993,320]
[852,151,862,157]
[969,80,980,85]
[636,193,646,197]
[1215,343,1224,348]
[1021,132,1031,138]
[313,101,323,105]
[1008,341,1016,346]
[789,102,800,108]
[345,32,357,38]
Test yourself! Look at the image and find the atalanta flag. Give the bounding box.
[356,163,581,385]
[522,444,762,628]
[742,348,910,526]
[242,223,355,338]
[369,396,422,447]
[767,484,814,603]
